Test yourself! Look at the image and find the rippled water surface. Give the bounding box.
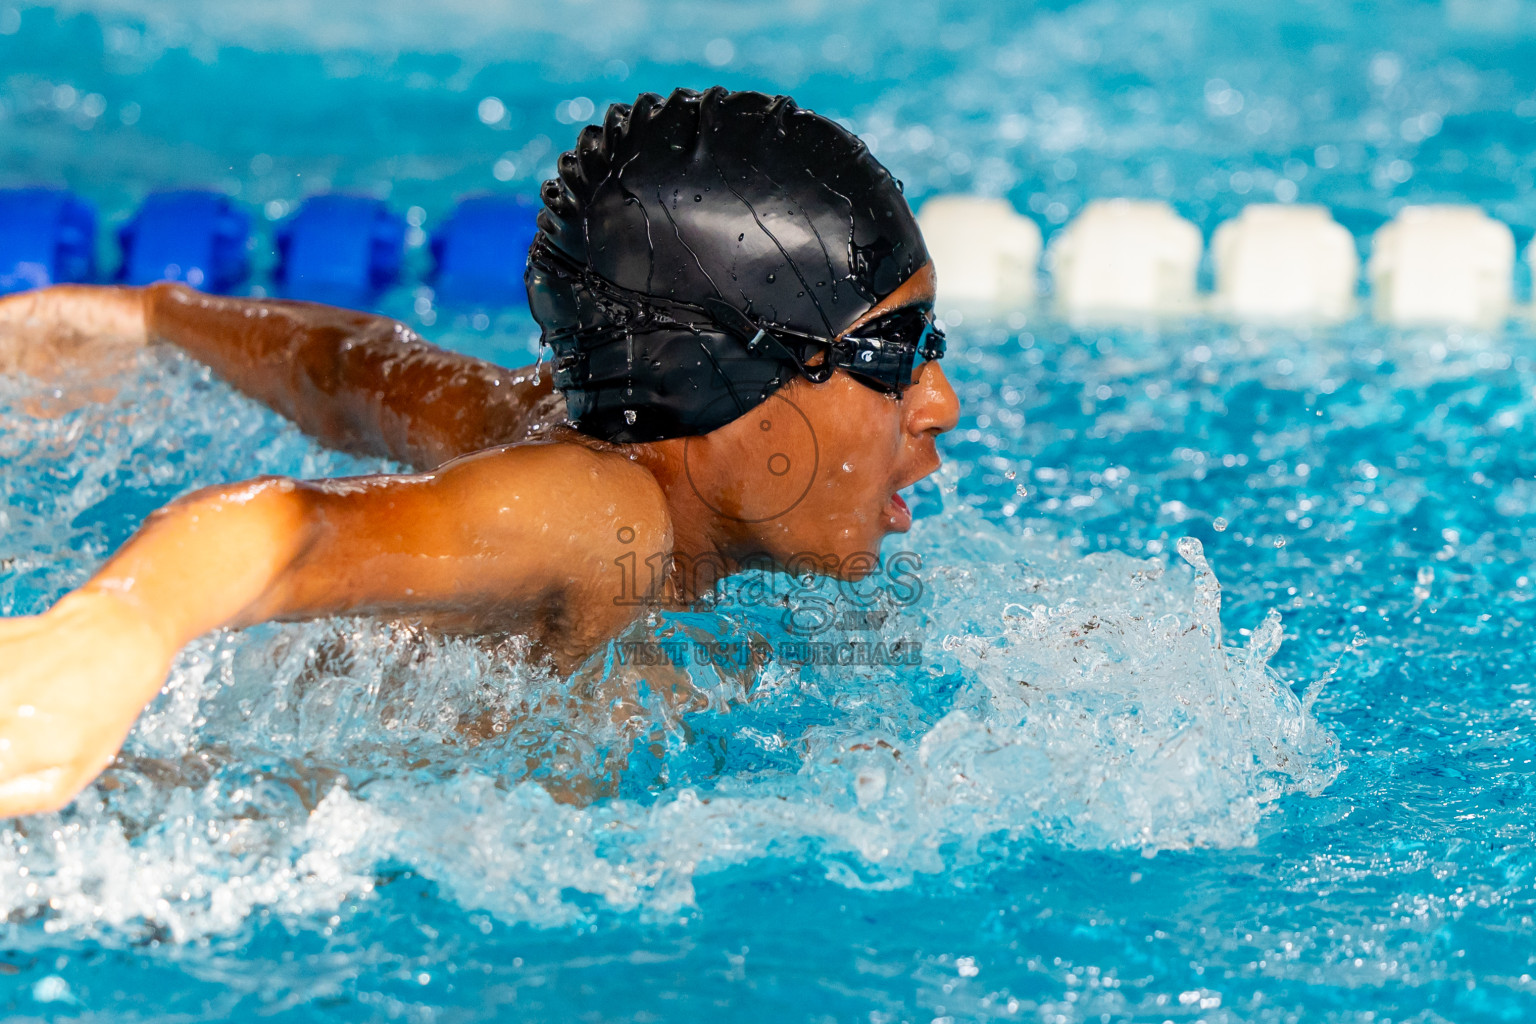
[3,0,1536,1021]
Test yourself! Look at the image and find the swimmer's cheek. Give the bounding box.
[0,591,176,818]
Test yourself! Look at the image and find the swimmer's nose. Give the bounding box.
[906,360,960,438]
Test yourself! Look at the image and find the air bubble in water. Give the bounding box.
[1413,565,1434,603]
[1213,517,1228,532]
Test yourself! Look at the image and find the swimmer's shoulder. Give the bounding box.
[433,435,674,572]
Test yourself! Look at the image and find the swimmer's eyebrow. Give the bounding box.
[837,261,937,340]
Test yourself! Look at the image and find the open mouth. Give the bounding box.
[883,448,941,533]
[882,491,913,532]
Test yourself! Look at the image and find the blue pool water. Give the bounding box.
[3,0,1536,1020]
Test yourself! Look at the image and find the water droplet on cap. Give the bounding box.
[624,409,637,425]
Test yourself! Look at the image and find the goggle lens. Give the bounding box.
[836,308,946,394]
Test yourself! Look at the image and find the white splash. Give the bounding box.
[0,353,1339,942]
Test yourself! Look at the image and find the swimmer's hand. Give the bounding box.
[0,285,148,373]
[0,590,173,817]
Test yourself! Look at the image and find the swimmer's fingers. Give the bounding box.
[0,285,148,337]
[0,288,44,328]
[0,767,76,818]
[0,285,150,373]
[0,696,121,818]
[0,712,134,819]
[0,597,171,817]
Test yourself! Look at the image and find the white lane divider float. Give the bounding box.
[1368,204,1515,328]
[917,195,1042,308]
[1047,199,1202,319]
[918,195,1526,329]
[1211,204,1359,324]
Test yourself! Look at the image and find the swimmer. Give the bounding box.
[0,87,959,816]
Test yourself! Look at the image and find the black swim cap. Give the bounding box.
[525,86,930,443]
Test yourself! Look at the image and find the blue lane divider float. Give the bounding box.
[0,188,96,295]
[118,190,251,292]
[429,193,540,304]
[275,194,405,305]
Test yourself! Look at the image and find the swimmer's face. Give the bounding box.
[682,263,960,575]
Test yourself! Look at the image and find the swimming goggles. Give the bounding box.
[832,306,947,395]
[698,298,946,396]
[530,237,945,395]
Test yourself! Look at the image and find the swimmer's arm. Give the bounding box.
[0,283,561,469]
[143,283,563,469]
[0,444,671,816]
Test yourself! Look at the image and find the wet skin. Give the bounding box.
[0,268,958,815]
